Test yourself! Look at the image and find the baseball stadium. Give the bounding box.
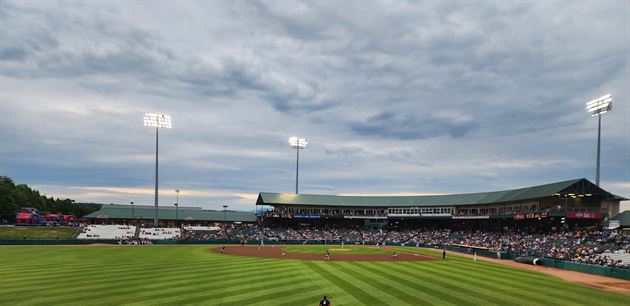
[1,177,630,305]
[2,2,630,306]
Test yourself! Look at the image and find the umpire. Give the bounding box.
[319,296,331,306]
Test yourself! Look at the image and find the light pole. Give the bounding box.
[130,201,135,220]
[223,205,228,226]
[144,113,172,226]
[175,189,180,227]
[289,137,308,194]
[586,94,613,186]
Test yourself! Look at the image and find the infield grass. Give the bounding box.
[1,245,627,305]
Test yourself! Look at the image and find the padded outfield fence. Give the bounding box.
[539,258,630,280]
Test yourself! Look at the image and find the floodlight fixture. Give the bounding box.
[144,113,172,226]
[144,113,172,128]
[586,94,613,186]
[289,137,308,148]
[586,94,613,116]
[288,137,308,194]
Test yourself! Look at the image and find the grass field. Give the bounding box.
[1,245,627,306]
[0,226,77,240]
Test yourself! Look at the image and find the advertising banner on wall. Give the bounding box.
[566,211,604,219]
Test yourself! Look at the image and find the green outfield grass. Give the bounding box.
[1,245,627,306]
[0,226,77,240]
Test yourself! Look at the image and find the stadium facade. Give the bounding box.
[83,204,257,226]
[84,178,625,228]
[256,178,626,229]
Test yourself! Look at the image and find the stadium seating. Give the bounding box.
[139,228,181,240]
[77,225,136,240]
[600,250,630,265]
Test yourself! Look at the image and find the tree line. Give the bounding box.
[0,176,101,219]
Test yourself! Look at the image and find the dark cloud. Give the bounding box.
[351,111,479,140]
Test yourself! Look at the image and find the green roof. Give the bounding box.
[84,204,256,222]
[257,178,626,207]
[610,211,630,227]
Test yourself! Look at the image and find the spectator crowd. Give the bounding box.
[183,224,630,269]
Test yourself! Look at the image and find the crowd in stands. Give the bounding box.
[76,223,629,269]
[220,225,630,269]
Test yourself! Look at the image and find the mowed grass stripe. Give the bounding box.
[2,257,295,302]
[397,262,565,306]
[47,268,305,306]
[108,268,306,306]
[374,261,518,306]
[2,246,628,306]
[303,261,391,305]
[335,261,442,306]
[331,262,415,305]
[450,259,628,302]
[270,261,365,306]
[399,248,557,282]
[41,263,304,304]
[1,253,257,274]
[417,260,623,305]
[355,261,497,306]
[152,274,312,305]
[214,282,321,306]
[1,257,290,296]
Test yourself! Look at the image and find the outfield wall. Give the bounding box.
[539,258,630,280]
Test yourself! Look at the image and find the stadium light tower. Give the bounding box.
[289,137,308,194]
[586,94,613,186]
[223,204,228,224]
[175,189,180,226]
[144,113,172,226]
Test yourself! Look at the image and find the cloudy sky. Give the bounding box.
[1,1,628,211]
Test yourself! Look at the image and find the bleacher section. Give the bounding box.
[601,250,630,266]
[139,228,181,240]
[77,225,136,240]
[183,226,226,240]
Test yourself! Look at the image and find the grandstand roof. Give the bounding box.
[83,204,256,222]
[257,178,626,207]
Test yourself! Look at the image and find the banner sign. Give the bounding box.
[452,216,490,219]
[343,216,387,219]
[566,211,604,219]
[513,212,548,220]
[293,214,320,219]
[608,220,620,229]
[526,212,548,219]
